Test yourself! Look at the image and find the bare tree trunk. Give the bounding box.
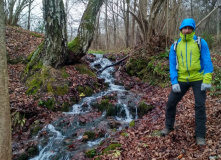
[27,0,31,30]
[191,0,193,18]
[217,0,221,42]
[147,0,165,40]
[95,10,100,50]
[166,0,169,47]
[105,0,109,51]
[131,0,136,47]
[125,0,130,48]
[112,1,116,47]
[0,0,11,159]
[6,0,34,26]
[138,0,148,43]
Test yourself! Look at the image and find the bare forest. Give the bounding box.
[1,0,221,159]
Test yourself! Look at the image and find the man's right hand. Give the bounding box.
[172,84,181,93]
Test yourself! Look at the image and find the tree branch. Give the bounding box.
[196,5,221,28]
[97,55,129,73]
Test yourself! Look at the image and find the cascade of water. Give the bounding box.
[135,107,138,120]
[30,53,140,159]
[31,125,65,160]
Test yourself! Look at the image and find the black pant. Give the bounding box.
[165,80,206,138]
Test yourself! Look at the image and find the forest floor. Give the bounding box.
[6,26,221,160]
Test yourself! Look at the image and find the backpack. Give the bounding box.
[173,36,201,70]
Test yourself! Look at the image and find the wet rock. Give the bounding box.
[63,138,74,145]
[108,118,121,129]
[27,146,39,158]
[115,104,126,118]
[138,101,154,117]
[94,63,102,69]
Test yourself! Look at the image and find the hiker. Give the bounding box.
[161,18,213,145]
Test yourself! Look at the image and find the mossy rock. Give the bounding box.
[129,120,135,127]
[61,101,71,112]
[75,64,96,77]
[138,101,154,117]
[85,149,96,158]
[26,78,43,95]
[27,146,39,158]
[38,98,55,110]
[18,153,29,160]
[91,99,110,112]
[106,104,116,117]
[31,125,42,136]
[77,85,93,97]
[126,58,148,77]
[102,143,121,154]
[25,65,69,97]
[47,83,69,96]
[83,131,96,141]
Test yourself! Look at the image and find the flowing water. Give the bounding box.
[30,54,141,160]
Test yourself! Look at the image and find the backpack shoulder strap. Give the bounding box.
[196,36,201,51]
[173,40,178,51]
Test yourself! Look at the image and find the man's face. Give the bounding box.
[181,26,193,35]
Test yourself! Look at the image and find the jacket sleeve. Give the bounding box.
[200,39,213,84]
[169,44,178,84]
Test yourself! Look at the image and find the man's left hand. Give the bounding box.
[201,83,211,91]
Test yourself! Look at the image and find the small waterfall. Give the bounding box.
[135,107,138,120]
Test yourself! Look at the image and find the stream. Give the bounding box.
[30,53,142,160]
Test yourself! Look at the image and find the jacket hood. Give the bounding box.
[179,18,196,30]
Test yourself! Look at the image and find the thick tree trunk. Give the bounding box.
[66,0,105,64]
[42,0,67,68]
[23,0,67,81]
[0,0,11,159]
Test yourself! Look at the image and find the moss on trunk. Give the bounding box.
[66,0,105,64]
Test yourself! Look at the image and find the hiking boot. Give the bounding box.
[161,128,173,136]
[196,137,205,145]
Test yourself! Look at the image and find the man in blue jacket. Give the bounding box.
[161,18,213,145]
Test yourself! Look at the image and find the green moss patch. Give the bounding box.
[87,50,106,54]
[75,64,96,77]
[102,143,121,154]
[83,131,96,141]
[67,36,81,53]
[85,149,96,158]
[151,130,161,137]
[30,32,42,38]
[77,85,93,97]
[129,120,135,127]
[138,101,154,117]
[125,50,170,87]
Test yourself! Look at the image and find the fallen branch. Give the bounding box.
[97,55,129,73]
[196,5,221,28]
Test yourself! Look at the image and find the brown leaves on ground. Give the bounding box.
[95,52,221,160]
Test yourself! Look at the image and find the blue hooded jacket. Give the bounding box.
[169,18,213,84]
